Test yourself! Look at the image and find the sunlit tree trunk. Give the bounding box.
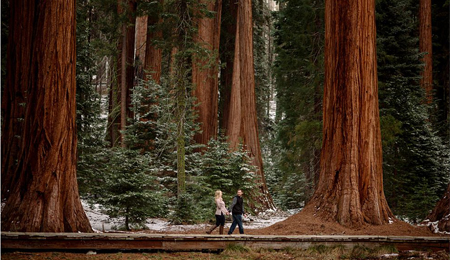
[419,0,433,103]
[192,0,222,147]
[306,0,394,228]
[1,0,92,232]
[226,0,274,210]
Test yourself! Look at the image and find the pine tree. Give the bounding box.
[376,0,449,222]
[430,0,449,142]
[96,149,168,230]
[76,0,110,195]
[271,0,324,206]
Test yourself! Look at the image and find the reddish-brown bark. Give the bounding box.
[307,0,394,228]
[135,15,148,78]
[192,0,222,147]
[107,58,121,147]
[226,0,274,210]
[1,0,92,232]
[419,0,433,103]
[219,0,238,131]
[144,2,163,84]
[426,183,450,232]
[118,0,137,147]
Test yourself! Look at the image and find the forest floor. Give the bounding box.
[2,205,449,260]
[3,245,449,260]
[84,202,445,237]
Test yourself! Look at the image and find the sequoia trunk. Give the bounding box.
[1,0,92,232]
[144,2,163,84]
[192,0,222,147]
[307,0,394,228]
[118,0,136,147]
[419,0,433,103]
[135,15,148,79]
[226,0,274,210]
[219,0,238,131]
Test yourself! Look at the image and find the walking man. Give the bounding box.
[228,189,247,235]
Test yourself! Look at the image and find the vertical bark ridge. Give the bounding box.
[144,0,163,84]
[1,0,92,232]
[419,0,433,103]
[309,0,393,228]
[226,0,275,210]
[192,0,222,147]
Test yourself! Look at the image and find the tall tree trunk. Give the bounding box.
[174,0,190,196]
[135,15,148,79]
[192,0,222,147]
[219,0,238,131]
[108,58,121,147]
[118,0,137,147]
[226,0,274,210]
[1,0,92,232]
[419,0,433,103]
[306,0,393,228]
[144,2,163,84]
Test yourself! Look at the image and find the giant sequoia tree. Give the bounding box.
[192,0,222,147]
[225,0,274,210]
[144,0,163,84]
[118,0,137,147]
[419,0,433,103]
[1,0,92,232]
[306,0,393,227]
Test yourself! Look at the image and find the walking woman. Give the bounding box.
[206,190,229,234]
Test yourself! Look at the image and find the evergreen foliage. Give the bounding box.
[430,0,450,141]
[200,136,262,206]
[252,0,274,137]
[95,148,168,230]
[376,0,449,222]
[76,0,110,194]
[270,0,324,209]
[68,0,450,227]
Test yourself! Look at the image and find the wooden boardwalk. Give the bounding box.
[2,232,449,252]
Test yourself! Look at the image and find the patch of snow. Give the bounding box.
[388,217,394,224]
[380,253,399,259]
[419,218,450,235]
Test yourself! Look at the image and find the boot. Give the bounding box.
[219,225,224,235]
[206,225,217,234]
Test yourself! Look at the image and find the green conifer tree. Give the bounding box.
[376,0,449,222]
[271,0,324,208]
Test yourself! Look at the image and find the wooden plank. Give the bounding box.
[1,232,448,252]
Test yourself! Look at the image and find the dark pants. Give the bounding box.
[228,214,244,234]
[215,214,225,226]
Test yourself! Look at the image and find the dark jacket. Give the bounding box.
[228,195,245,215]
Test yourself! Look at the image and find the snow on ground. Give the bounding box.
[419,216,450,235]
[82,200,300,233]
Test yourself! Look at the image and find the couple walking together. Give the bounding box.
[206,189,246,235]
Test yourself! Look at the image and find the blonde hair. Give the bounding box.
[214,190,222,200]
